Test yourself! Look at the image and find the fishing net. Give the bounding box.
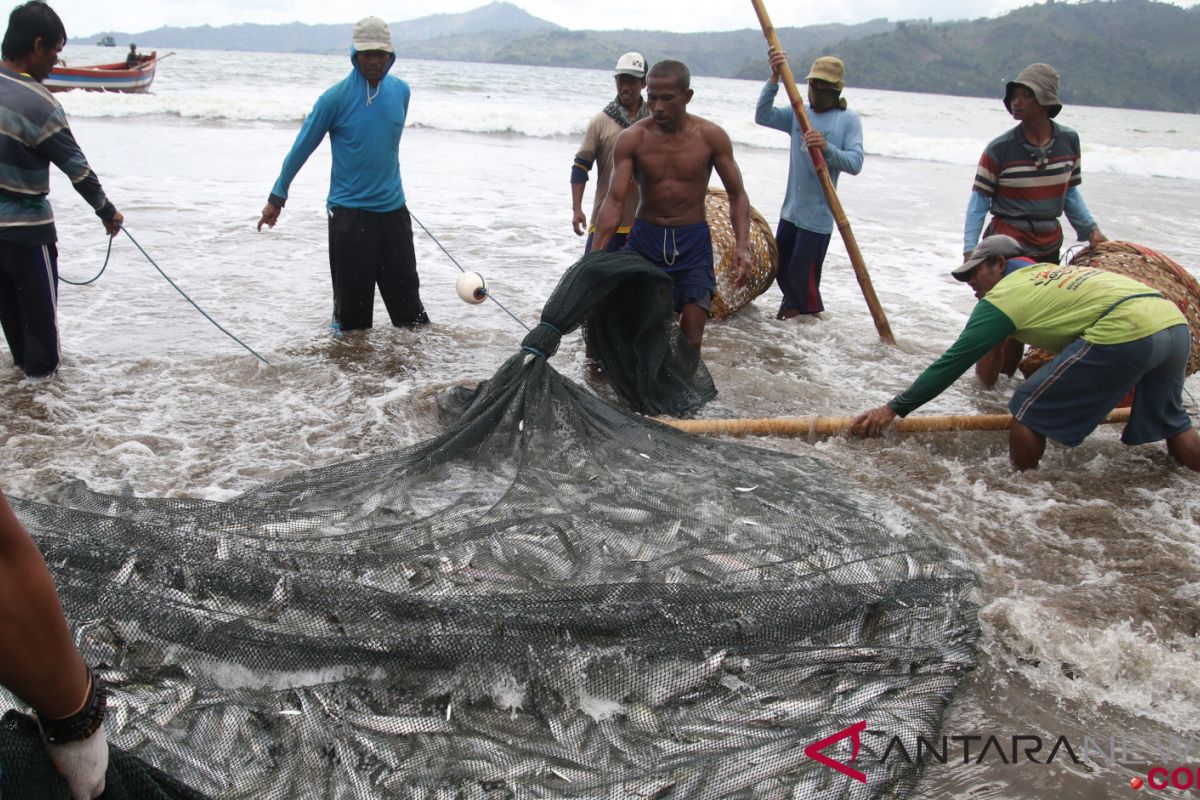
[3,252,978,799]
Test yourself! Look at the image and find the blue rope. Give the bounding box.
[521,346,547,359]
[117,226,270,365]
[408,210,531,333]
[59,233,113,286]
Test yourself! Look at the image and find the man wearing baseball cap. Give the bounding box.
[258,16,428,333]
[755,49,863,319]
[852,235,1199,471]
[571,51,649,253]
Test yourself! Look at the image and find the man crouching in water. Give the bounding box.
[591,59,752,354]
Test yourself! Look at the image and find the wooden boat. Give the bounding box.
[96,35,115,47]
[45,51,156,93]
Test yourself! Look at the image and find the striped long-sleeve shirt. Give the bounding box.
[964,121,1097,255]
[0,65,115,246]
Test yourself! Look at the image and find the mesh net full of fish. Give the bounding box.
[2,253,979,799]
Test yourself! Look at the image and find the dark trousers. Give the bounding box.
[775,221,831,315]
[0,241,60,377]
[327,205,428,331]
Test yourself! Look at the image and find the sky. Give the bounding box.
[45,0,1200,39]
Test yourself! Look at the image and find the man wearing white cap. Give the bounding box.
[755,48,863,319]
[852,235,1199,471]
[571,51,649,253]
[258,16,428,333]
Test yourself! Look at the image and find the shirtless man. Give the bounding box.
[591,59,751,354]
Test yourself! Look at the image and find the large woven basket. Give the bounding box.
[706,189,778,320]
[1019,241,1200,377]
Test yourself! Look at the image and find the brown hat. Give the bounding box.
[805,56,845,91]
[952,235,1024,281]
[1004,63,1062,118]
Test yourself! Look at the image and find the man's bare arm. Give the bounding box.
[0,489,89,718]
[571,182,587,237]
[591,129,639,252]
[708,124,752,287]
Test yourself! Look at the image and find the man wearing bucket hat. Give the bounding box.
[852,235,1200,472]
[965,63,1106,265]
[571,51,649,253]
[755,48,863,318]
[964,63,1108,385]
[258,16,429,333]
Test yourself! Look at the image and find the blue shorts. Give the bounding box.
[583,229,628,254]
[624,219,714,314]
[1010,324,1193,447]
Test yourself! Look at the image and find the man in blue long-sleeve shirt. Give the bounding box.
[257,16,428,332]
[0,1,123,380]
[755,48,863,318]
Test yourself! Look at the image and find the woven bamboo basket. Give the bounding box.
[706,189,778,320]
[1019,241,1200,377]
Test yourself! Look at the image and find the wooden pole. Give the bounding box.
[659,408,1132,439]
[749,0,895,345]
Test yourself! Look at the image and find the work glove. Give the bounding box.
[44,726,108,799]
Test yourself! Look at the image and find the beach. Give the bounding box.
[2,45,1199,797]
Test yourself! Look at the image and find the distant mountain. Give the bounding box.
[761,0,1200,113]
[74,0,1200,113]
[390,2,562,42]
[77,2,563,54]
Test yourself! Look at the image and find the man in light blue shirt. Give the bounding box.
[755,49,863,318]
[257,16,427,332]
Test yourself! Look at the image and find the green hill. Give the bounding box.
[77,0,1200,113]
[760,0,1200,113]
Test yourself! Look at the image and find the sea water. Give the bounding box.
[4,45,1200,798]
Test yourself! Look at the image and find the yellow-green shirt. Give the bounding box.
[888,264,1187,416]
[986,264,1184,351]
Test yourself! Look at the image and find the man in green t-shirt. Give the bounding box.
[852,235,1200,471]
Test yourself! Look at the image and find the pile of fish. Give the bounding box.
[9,291,979,797]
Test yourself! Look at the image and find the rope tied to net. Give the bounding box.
[58,233,113,286]
[409,209,532,332]
[63,226,270,365]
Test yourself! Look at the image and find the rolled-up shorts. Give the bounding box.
[1010,323,1193,447]
[624,219,714,314]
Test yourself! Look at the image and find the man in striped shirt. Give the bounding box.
[964,63,1105,265]
[963,63,1105,385]
[0,1,123,380]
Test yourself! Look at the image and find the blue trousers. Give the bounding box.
[775,221,831,315]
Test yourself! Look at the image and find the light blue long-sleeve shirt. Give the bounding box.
[269,51,410,213]
[755,81,864,235]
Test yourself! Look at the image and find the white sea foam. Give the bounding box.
[982,599,1200,733]
[54,45,1200,182]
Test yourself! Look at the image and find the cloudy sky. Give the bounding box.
[47,0,1200,39]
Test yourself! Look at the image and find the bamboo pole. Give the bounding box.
[660,408,1132,439]
[749,0,895,345]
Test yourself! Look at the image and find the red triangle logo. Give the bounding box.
[804,720,868,783]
